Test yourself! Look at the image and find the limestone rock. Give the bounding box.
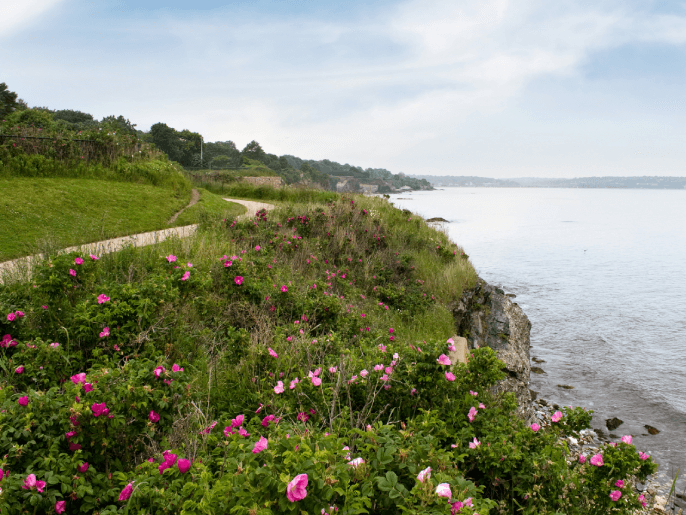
[450,279,534,421]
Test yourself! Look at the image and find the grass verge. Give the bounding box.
[0,178,194,261]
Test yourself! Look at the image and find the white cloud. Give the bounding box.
[5,0,686,175]
[0,0,65,36]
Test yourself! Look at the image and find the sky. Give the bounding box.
[3,0,686,178]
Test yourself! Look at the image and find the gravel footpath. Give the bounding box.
[0,198,274,284]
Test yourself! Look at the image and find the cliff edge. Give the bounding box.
[451,279,534,421]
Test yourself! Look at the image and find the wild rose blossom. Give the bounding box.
[178,458,191,473]
[530,423,540,432]
[551,411,563,423]
[417,466,431,483]
[119,483,133,501]
[469,438,481,449]
[360,369,368,377]
[97,294,110,304]
[579,455,587,464]
[18,395,29,406]
[610,490,622,502]
[22,474,46,492]
[181,271,190,281]
[91,402,109,417]
[15,366,24,374]
[69,269,76,277]
[90,254,99,260]
[172,363,183,372]
[166,254,177,263]
[274,381,284,394]
[468,407,478,423]
[78,462,89,473]
[290,378,299,389]
[451,501,463,514]
[590,454,604,466]
[437,354,451,366]
[268,347,278,358]
[74,257,84,265]
[149,411,160,422]
[639,452,649,460]
[286,473,308,502]
[621,435,633,445]
[154,366,165,378]
[253,436,268,453]
[232,414,245,428]
[445,372,456,381]
[71,373,86,385]
[99,327,109,338]
[348,457,365,468]
[235,276,244,285]
[55,501,66,513]
[84,383,93,392]
[6,313,15,321]
[436,483,452,499]
[615,479,624,488]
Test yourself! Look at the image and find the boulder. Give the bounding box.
[450,279,534,421]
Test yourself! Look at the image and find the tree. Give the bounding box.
[241,140,266,162]
[53,110,94,124]
[0,82,19,118]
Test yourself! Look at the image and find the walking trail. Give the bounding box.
[0,198,275,284]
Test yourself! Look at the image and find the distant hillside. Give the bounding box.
[410,174,686,189]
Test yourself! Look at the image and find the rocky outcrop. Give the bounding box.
[450,279,534,421]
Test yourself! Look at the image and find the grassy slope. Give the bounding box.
[0,179,242,261]
[173,188,246,225]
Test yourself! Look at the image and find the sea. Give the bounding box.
[389,187,686,489]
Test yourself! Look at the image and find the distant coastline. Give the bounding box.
[409,174,686,189]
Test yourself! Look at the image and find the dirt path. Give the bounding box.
[168,188,200,224]
[0,198,275,284]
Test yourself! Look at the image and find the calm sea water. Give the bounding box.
[390,187,686,483]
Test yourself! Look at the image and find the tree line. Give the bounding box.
[1,81,431,191]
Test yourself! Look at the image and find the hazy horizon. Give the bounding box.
[4,0,686,178]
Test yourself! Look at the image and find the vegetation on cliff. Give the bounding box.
[0,188,657,514]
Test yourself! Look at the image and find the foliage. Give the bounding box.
[0,194,657,514]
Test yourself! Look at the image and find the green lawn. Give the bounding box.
[174,187,246,225]
[0,179,244,261]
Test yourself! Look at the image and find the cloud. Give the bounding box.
[0,0,66,36]
[5,0,686,174]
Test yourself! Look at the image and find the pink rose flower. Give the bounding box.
[590,454,604,467]
[99,327,109,338]
[178,458,191,473]
[181,271,190,281]
[71,373,86,385]
[91,402,108,417]
[621,435,633,445]
[451,501,464,514]
[7,313,15,321]
[97,294,110,304]
[610,490,621,502]
[469,438,481,449]
[69,442,81,451]
[468,407,478,423]
[232,414,244,428]
[639,452,649,460]
[274,381,284,394]
[18,396,29,406]
[551,411,563,423]
[579,455,587,464]
[69,269,76,277]
[15,366,24,374]
[312,376,322,386]
[22,474,46,492]
[15,310,24,318]
[166,254,177,263]
[348,457,365,468]
[615,479,624,488]
[437,354,451,366]
[172,363,183,372]
[530,423,540,432]
[154,366,165,378]
[435,483,452,499]
[445,372,456,381]
[55,501,66,513]
[118,483,133,501]
[417,466,431,483]
[149,410,159,422]
[84,383,93,392]
[90,254,99,260]
[235,276,244,285]
[78,462,89,473]
[74,257,84,265]
[286,473,308,502]
[268,347,278,358]
[253,436,268,453]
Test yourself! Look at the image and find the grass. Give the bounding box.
[0,178,196,261]
[173,188,247,226]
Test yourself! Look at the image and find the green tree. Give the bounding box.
[241,140,266,162]
[0,82,19,118]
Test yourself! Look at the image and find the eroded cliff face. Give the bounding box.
[451,279,534,421]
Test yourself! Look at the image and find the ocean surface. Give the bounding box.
[389,187,686,486]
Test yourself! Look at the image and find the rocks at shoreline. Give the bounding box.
[451,279,534,421]
[532,397,681,515]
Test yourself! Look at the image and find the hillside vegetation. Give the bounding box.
[0,189,656,514]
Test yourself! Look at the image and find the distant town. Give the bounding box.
[409,175,686,189]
